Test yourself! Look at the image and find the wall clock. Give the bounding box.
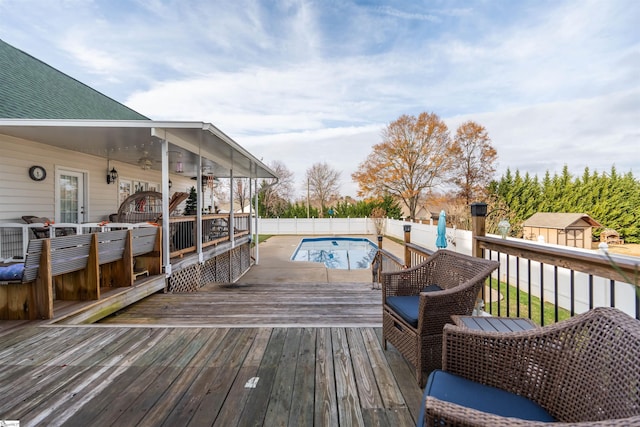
[29,165,47,181]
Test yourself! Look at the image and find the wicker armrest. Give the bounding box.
[423,397,640,427]
[424,397,550,427]
[418,281,482,334]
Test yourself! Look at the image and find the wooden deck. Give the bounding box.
[100,282,383,327]
[0,281,423,426]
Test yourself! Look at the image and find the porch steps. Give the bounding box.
[53,275,166,325]
[98,281,383,328]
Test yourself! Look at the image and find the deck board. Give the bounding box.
[211,327,270,426]
[0,325,422,426]
[288,327,316,426]
[0,280,423,426]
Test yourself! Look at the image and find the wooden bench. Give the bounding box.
[0,227,161,320]
[0,238,50,320]
[131,226,162,279]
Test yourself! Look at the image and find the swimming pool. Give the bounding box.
[291,237,378,270]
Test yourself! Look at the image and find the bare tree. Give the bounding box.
[306,162,341,214]
[260,160,295,217]
[352,112,452,219]
[232,178,250,212]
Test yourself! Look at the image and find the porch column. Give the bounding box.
[252,176,260,265]
[196,154,203,262]
[160,137,171,276]
[229,168,234,247]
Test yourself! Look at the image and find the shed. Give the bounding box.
[522,213,602,249]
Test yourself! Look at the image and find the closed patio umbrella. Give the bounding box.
[436,210,447,249]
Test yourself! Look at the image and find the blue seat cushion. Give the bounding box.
[0,263,24,281]
[417,370,556,426]
[386,296,419,327]
[386,285,441,328]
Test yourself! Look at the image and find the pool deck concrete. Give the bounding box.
[241,235,405,284]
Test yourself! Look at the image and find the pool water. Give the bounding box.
[291,237,378,270]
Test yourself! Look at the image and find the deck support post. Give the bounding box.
[471,202,488,312]
[470,202,487,259]
[403,224,411,268]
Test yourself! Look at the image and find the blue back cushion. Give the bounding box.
[422,284,442,293]
[386,285,442,328]
[417,370,556,425]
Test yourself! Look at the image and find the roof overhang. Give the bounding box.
[0,119,277,179]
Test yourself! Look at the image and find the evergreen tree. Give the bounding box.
[490,165,640,243]
[184,186,198,215]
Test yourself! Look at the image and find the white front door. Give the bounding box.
[57,170,86,223]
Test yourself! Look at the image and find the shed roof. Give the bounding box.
[0,39,148,120]
[523,212,602,229]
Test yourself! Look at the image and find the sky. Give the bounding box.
[1,0,638,198]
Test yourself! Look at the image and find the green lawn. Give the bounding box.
[252,234,273,246]
[485,278,572,326]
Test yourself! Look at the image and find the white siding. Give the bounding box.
[0,134,191,222]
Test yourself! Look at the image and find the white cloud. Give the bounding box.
[1,0,637,198]
[447,89,640,178]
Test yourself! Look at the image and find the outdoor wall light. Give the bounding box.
[497,219,511,239]
[106,161,118,184]
[168,180,173,189]
[470,202,488,217]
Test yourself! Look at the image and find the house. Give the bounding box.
[522,212,602,249]
[0,39,277,318]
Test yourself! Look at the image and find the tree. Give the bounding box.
[305,162,341,215]
[488,165,640,243]
[352,112,452,219]
[259,160,295,217]
[232,178,250,212]
[184,186,198,215]
[448,120,497,205]
[328,195,402,219]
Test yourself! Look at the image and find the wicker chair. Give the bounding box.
[116,191,188,223]
[420,307,640,426]
[21,215,72,238]
[382,250,499,387]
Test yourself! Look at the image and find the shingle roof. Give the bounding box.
[0,39,148,120]
[523,212,602,229]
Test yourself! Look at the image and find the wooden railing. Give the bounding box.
[166,213,251,258]
[475,235,639,323]
[0,214,252,262]
[375,206,640,324]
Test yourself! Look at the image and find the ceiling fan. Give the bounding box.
[138,151,155,170]
[191,167,219,188]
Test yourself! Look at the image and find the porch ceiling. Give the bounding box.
[0,119,277,179]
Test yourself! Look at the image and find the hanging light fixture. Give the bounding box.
[106,160,118,184]
[175,161,183,173]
